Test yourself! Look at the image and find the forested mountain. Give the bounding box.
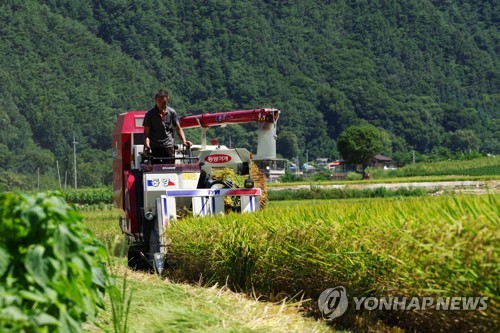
[0,0,498,189]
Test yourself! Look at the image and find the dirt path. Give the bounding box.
[269,180,500,194]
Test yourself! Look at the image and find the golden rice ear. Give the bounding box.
[250,161,268,210]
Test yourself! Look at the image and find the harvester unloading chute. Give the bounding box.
[179,108,280,160]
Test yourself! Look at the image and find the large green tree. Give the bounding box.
[337,124,384,173]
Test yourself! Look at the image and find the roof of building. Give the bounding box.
[373,154,394,162]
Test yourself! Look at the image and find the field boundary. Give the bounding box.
[269,180,500,194]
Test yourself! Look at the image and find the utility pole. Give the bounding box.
[73,136,78,189]
[56,160,61,189]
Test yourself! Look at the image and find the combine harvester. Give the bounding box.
[112,108,280,271]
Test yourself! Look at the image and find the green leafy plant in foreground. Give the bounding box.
[0,192,109,333]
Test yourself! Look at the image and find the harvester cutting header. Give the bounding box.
[112,107,280,271]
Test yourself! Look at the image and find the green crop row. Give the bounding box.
[268,186,429,201]
[370,156,500,178]
[165,194,499,332]
[62,188,113,206]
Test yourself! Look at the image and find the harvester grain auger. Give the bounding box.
[112,108,280,272]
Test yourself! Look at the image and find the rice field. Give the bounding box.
[84,194,499,332]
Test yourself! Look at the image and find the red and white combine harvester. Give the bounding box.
[112,108,280,271]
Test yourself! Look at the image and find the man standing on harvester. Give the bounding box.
[143,89,192,163]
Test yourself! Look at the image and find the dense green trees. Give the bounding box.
[0,0,498,188]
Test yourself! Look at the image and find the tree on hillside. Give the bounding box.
[276,130,300,160]
[337,124,384,176]
[445,129,480,153]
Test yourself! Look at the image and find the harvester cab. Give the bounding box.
[112,108,280,272]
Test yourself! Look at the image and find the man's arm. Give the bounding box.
[144,126,151,154]
[176,125,192,148]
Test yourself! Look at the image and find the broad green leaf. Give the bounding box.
[0,306,29,322]
[45,196,70,217]
[19,290,48,303]
[32,312,59,326]
[82,296,96,318]
[41,286,58,303]
[59,307,82,333]
[48,257,61,272]
[0,246,11,277]
[21,205,46,226]
[91,266,107,289]
[24,245,48,288]
[70,256,86,272]
[53,225,71,259]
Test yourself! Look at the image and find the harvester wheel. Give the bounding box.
[127,245,150,271]
[127,247,141,270]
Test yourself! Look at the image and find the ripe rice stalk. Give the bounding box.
[165,194,499,332]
